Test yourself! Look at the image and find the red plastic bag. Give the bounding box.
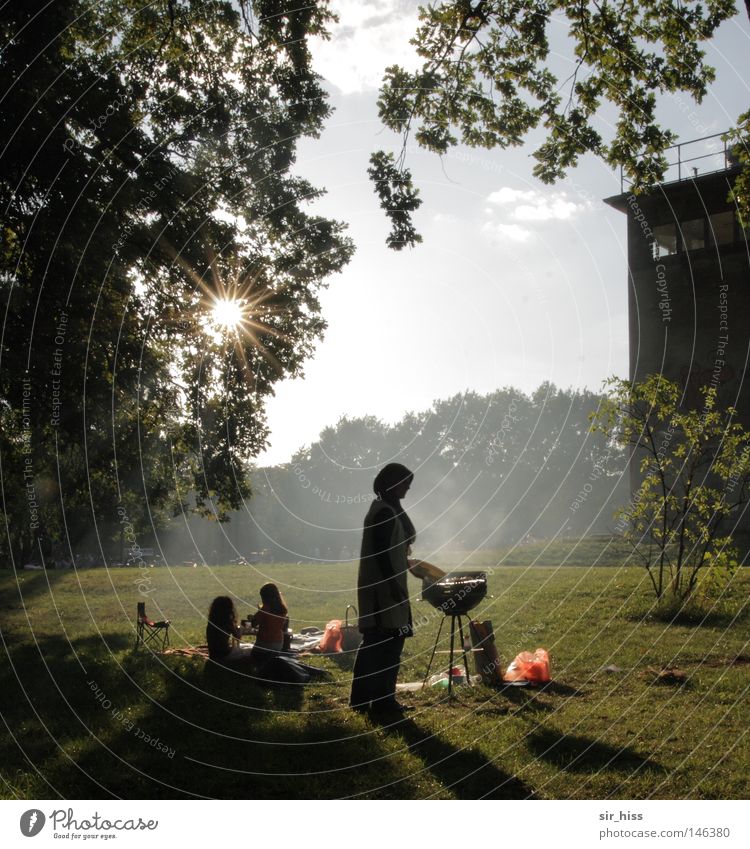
[504,648,551,684]
[318,619,343,653]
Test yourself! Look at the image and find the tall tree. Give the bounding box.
[0,1,353,565]
[370,0,744,247]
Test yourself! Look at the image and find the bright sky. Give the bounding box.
[256,1,750,466]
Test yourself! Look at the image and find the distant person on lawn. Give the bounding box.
[350,463,416,716]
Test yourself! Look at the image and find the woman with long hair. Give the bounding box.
[350,463,416,716]
[251,582,289,653]
[206,595,253,666]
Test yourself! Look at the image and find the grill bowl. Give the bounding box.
[422,571,487,616]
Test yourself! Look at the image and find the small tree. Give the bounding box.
[591,375,750,602]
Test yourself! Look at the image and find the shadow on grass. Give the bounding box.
[525,727,663,775]
[0,634,443,798]
[626,598,749,628]
[373,715,535,799]
[0,569,72,609]
[202,660,305,712]
[492,684,558,714]
[419,682,566,717]
[535,681,585,697]
[317,649,357,672]
[0,632,150,798]
[1,633,540,799]
[477,680,587,715]
[95,661,446,799]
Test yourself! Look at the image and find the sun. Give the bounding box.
[211,298,244,330]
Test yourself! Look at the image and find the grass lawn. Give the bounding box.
[1,558,748,800]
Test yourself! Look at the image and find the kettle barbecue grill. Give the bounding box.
[421,571,488,694]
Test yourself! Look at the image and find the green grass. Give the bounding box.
[434,535,636,568]
[1,560,748,799]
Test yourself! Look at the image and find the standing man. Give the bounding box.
[350,463,416,716]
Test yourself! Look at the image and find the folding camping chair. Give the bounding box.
[135,601,170,650]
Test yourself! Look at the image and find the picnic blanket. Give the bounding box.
[290,628,325,653]
[162,645,210,658]
[161,630,325,659]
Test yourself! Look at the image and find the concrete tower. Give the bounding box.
[604,137,748,417]
[604,135,750,544]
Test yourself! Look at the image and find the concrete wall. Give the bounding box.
[607,170,749,416]
[605,168,750,542]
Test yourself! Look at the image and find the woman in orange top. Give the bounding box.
[251,582,289,653]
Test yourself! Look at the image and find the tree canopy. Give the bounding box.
[371,0,746,248]
[0,0,353,565]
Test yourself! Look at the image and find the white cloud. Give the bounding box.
[487,187,539,205]
[433,212,461,226]
[482,185,592,245]
[309,1,422,94]
[515,197,580,221]
[487,186,591,221]
[481,221,532,243]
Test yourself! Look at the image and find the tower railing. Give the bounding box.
[620,130,739,193]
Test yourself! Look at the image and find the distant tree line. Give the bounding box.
[247,383,629,561]
[10,381,628,566]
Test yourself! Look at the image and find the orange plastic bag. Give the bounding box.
[318,619,343,653]
[504,648,551,684]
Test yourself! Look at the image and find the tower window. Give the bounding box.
[708,211,734,246]
[681,218,705,251]
[652,223,678,259]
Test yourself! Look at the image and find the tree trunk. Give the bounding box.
[19,540,33,568]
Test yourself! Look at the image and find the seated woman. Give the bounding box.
[207,591,327,685]
[250,583,289,654]
[206,596,254,668]
[250,583,333,684]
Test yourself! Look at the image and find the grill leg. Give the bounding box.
[448,615,457,697]
[457,616,471,684]
[421,615,447,689]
